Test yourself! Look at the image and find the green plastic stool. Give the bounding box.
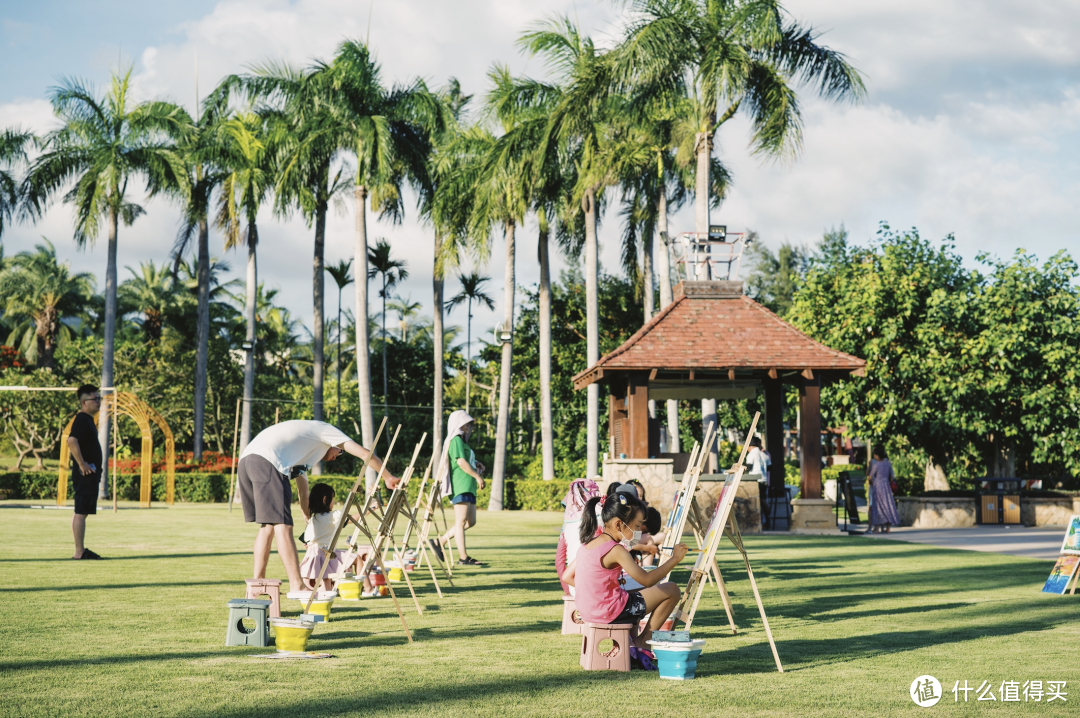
[226,598,272,647]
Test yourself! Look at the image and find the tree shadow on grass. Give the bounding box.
[0,579,241,593]
[0,552,250,563]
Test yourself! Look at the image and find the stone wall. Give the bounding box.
[1021,499,1074,528]
[897,497,976,528]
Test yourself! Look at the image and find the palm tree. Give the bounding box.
[446,272,495,415]
[1,127,34,238]
[23,68,189,496]
[214,112,275,451]
[367,238,408,417]
[119,261,175,341]
[212,56,354,433]
[172,91,230,460]
[387,294,424,342]
[326,259,353,425]
[418,79,471,473]
[0,240,94,368]
[618,0,865,467]
[521,17,628,479]
[329,39,443,462]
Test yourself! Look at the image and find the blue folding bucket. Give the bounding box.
[648,639,706,680]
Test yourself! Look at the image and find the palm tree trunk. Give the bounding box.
[240,224,258,454]
[432,233,445,471]
[643,223,654,322]
[381,279,389,419]
[490,220,516,511]
[353,187,375,486]
[97,206,119,498]
[656,191,679,453]
[193,215,210,460]
[465,299,472,415]
[695,131,717,472]
[538,225,555,481]
[336,286,342,426]
[311,200,326,474]
[584,187,599,478]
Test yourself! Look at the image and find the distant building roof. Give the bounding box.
[573,281,865,390]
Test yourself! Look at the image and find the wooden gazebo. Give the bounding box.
[572,280,865,499]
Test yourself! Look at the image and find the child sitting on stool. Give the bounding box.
[300,483,369,593]
[563,492,687,652]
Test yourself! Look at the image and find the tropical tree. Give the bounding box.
[521,16,624,479]
[23,69,188,494]
[1,127,34,238]
[214,112,275,450]
[0,239,94,368]
[326,259,353,425]
[423,79,477,468]
[171,90,231,460]
[329,39,444,462]
[119,261,176,341]
[617,0,866,467]
[446,272,495,415]
[367,238,408,416]
[388,294,425,342]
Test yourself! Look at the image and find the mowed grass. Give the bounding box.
[1,502,1077,718]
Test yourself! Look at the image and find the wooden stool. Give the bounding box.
[561,595,585,635]
[580,622,633,672]
[225,598,271,647]
[245,578,281,618]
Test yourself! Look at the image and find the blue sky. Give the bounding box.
[2,0,1078,339]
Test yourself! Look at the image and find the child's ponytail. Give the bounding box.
[578,496,603,544]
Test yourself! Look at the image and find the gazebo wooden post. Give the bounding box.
[764,377,785,493]
[626,372,650,459]
[799,377,822,499]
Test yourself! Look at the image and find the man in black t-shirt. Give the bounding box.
[67,385,104,559]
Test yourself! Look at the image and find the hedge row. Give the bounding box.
[0,472,229,503]
[0,470,571,511]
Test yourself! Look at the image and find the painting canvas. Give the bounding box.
[1041,555,1080,594]
[1059,516,1080,556]
[692,474,740,571]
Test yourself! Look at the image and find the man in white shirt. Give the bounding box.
[237,420,398,593]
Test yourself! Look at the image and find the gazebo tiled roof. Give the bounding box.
[572,281,865,389]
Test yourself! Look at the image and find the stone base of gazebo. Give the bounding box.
[790,499,839,534]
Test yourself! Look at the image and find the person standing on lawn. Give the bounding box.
[867,447,900,533]
[432,410,486,566]
[238,420,398,593]
[67,385,104,559]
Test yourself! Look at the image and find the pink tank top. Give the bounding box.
[575,539,628,624]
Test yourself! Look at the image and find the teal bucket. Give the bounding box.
[649,639,705,680]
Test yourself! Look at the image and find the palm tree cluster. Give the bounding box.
[1,0,863,505]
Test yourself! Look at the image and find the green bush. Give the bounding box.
[507,479,570,511]
[0,471,229,502]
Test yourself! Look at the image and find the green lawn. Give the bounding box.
[0,502,1076,717]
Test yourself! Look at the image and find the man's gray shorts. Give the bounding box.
[237,454,293,525]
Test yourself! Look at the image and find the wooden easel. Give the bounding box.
[674,413,783,673]
[299,419,413,643]
[414,478,457,583]
[391,458,446,599]
[346,435,429,619]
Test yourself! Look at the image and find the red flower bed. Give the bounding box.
[108,450,236,473]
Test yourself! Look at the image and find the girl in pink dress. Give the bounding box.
[564,492,688,651]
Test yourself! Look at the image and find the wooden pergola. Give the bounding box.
[572,280,866,498]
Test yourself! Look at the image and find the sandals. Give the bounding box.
[458,556,483,566]
[429,539,445,563]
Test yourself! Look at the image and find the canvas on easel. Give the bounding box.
[659,423,716,559]
[1059,515,1080,556]
[1042,554,1080,595]
[672,412,783,673]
